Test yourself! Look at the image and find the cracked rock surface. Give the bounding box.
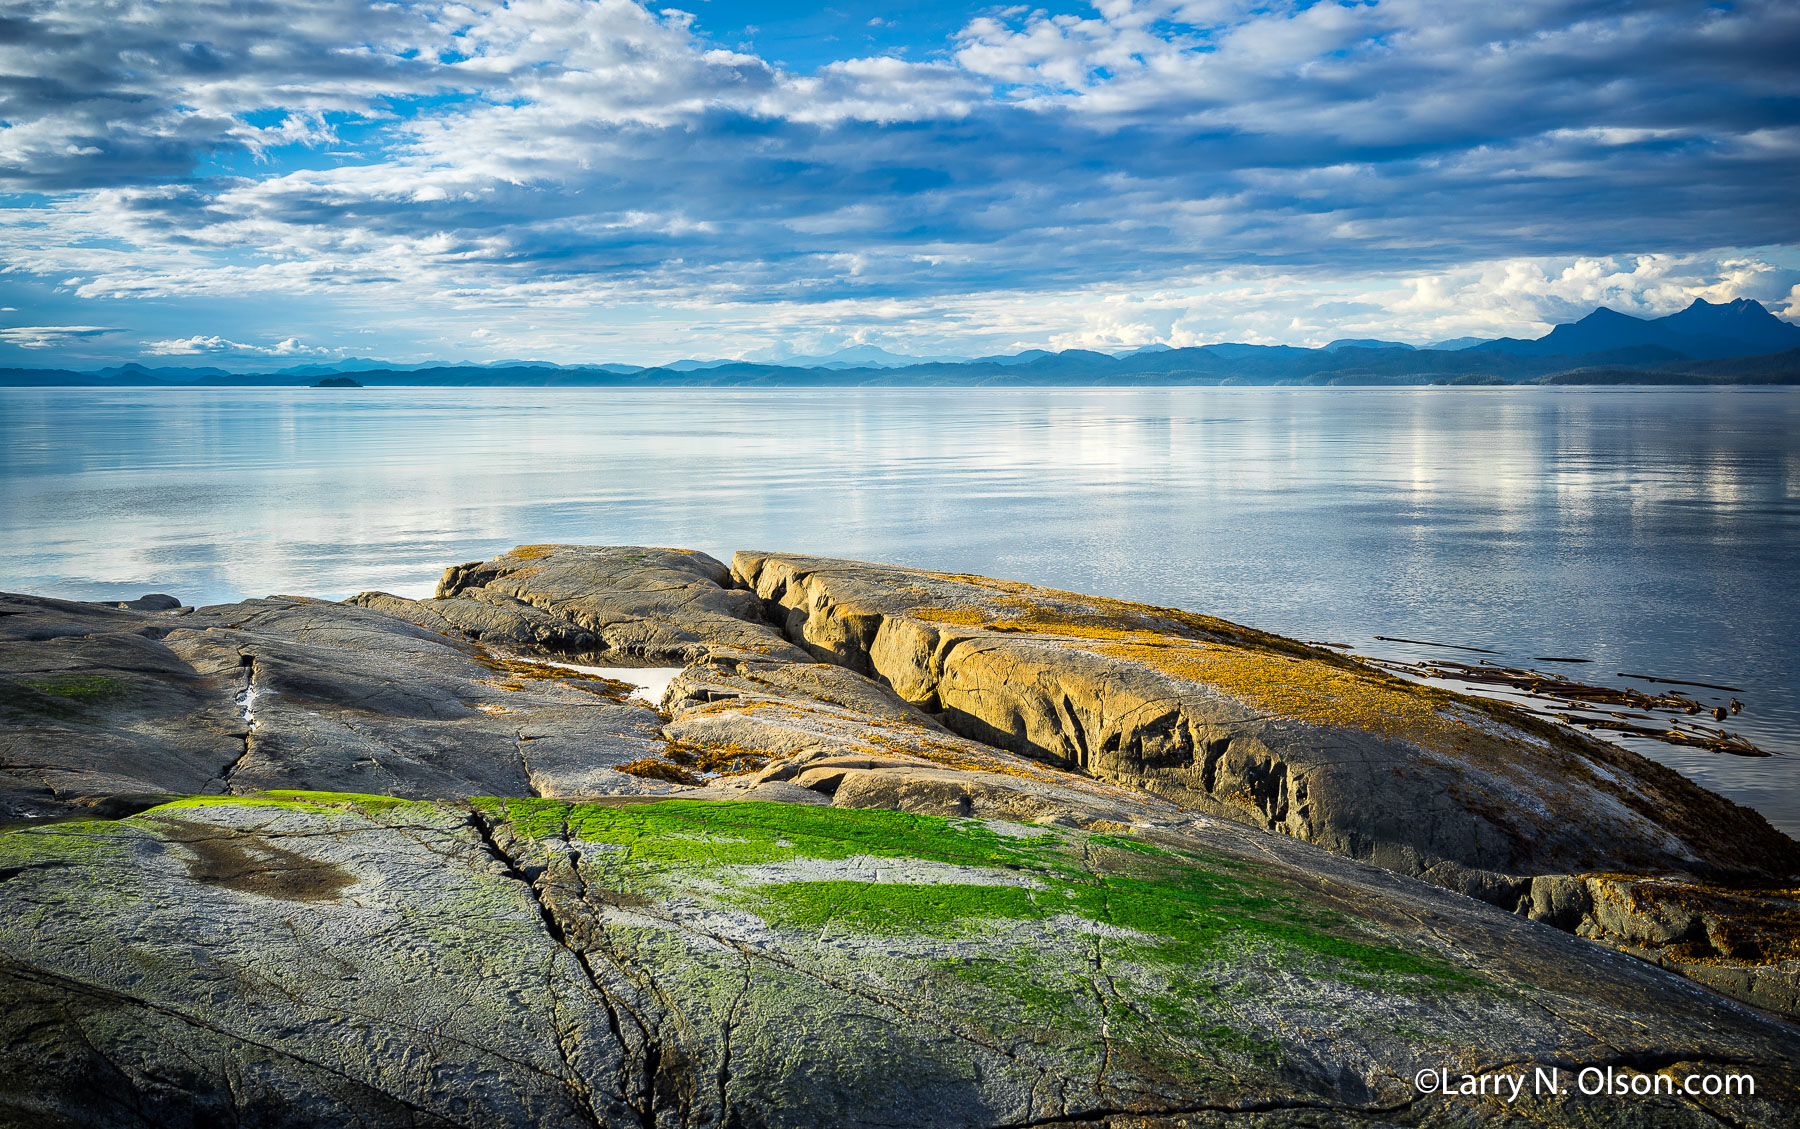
[3,544,1799,1126]
[3,793,1796,1128]
[0,590,679,820]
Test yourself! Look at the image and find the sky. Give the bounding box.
[2,0,1798,368]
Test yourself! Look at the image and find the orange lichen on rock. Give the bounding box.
[664,740,771,777]
[617,758,701,786]
[911,565,1363,663]
[906,599,1485,752]
[618,742,772,787]
[1588,874,1800,967]
[1094,637,1462,746]
[910,606,993,627]
[472,648,636,699]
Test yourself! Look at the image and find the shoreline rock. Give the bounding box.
[4,545,1798,1125]
[5,792,1798,1128]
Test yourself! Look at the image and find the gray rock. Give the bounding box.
[362,545,809,663]
[3,793,1796,1128]
[1,591,680,821]
[6,538,1800,1121]
[108,593,183,612]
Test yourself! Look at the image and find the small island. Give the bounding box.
[310,375,362,388]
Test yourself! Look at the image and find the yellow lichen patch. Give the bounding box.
[665,741,771,777]
[985,615,1162,637]
[910,606,994,626]
[475,703,518,715]
[910,599,1190,641]
[910,573,1355,664]
[920,571,1046,597]
[681,698,803,722]
[472,649,635,700]
[618,758,700,786]
[1588,874,1800,968]
[1095,637,1465,746]
[905,599,1478,751]
[506,545,562,560]
[1085,819,1137,835]
[618,742,772,787]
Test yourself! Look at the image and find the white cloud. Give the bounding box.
[1386,253,1800,342]
[0,325,115,348]
[144,335,331,357]
[0,1,452,190]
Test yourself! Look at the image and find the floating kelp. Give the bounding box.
[1367,657,1775,758]
[1618,672,1746,693]
[1372,635,1501,655]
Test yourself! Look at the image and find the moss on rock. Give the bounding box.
[21,674,122,701]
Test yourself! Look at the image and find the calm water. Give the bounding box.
[4,386,1797,835]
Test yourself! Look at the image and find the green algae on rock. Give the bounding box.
[8,794,1796,1127]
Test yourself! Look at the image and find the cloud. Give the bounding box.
[0,325,115,348]
[144,335,331,357]
[1,0,1797,360]
[1386,253,1800,341]
[0,0,453,190]
[1030,252,1800,351]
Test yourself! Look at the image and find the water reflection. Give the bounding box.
[3,385,1796,831]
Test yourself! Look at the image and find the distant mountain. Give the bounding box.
[748,344,972,369]
[97,362,232,379]
[11,301,1800,389]
[480,360,566,370]
[973,349,1054,366]
[1322,339,1415,352]
[1659,297,1800,353]
[280,361,376,376]
[660,359,739,372]
[277,359,446,375]
[1198,343,1313,360]
[1426,337,1490,351]
[1118,343,1174,356]
[1472,298,1800,360]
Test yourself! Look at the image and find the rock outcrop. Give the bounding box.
[3,544,1798,1126]
[4,792,1797,1128]
[730,552,1793,887]
[725,552,1800,1012]
[356,544,809,663]
[0,590,680,819]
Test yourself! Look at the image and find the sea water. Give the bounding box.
[4,385,1796,832]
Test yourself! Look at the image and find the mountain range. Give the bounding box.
[5,298,1798,387]
[1467,297,1800,359]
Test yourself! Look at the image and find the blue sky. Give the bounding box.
[2,0,1798,368]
